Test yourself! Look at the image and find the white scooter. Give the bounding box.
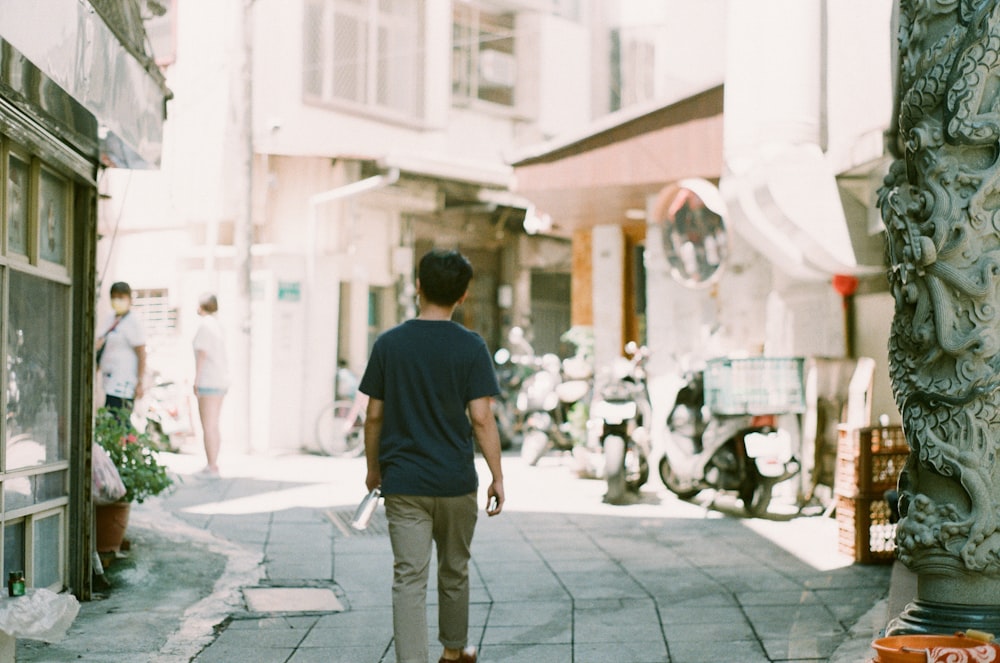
[132,374,195,451]
[517,352,592,466]
[656,363,799,516]
[587,342,652,504]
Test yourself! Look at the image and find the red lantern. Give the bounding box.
[832,274,859,314]
[832,274,859,297]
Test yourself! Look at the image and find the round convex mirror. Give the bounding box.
[655,181,728,288]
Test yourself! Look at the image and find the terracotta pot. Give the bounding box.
[871,633,1000,663]
[95,502,131,553]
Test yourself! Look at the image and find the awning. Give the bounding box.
[510,86,724,236]
[0,0,171,168]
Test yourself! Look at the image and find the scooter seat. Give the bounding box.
[556,380,590,403]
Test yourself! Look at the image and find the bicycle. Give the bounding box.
[315,393,367,457]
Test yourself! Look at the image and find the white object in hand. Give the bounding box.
[350,488,382,530]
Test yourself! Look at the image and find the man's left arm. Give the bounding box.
[468,396,504,516]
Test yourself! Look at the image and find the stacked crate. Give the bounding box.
[834,425,909,563]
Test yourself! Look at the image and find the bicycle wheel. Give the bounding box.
[316,400,365,457]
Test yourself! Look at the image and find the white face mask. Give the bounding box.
[110,298,130,315]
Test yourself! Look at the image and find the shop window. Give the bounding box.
[33,511,63,590]
[3,522,25,588]
[4,151,70,271]
[39,168,69,266]
[452,4,516,108]
[6,273,69,468]
[6,152,29,257]
[303,0,426,121]
[1,137,73,594]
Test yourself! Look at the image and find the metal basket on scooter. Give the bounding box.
[703,357,806,416]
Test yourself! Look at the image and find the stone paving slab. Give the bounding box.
[17,451,892,663]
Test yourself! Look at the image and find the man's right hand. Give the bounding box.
[486,479,504,516]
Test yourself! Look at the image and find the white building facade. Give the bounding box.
[103,0,614,454]
[101,0,901,464]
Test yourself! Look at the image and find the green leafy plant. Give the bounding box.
[94,407,174,504]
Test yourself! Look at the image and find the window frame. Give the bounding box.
[0,133,76,595]
[303,0,428,126]
[451,3,518,112]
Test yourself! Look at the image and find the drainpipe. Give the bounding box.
[301,166,400,443]
[305,166,401,308]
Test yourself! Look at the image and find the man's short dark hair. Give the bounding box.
[109,281,132,297]
[418,249,473,306]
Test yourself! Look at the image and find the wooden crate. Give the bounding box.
[836,494,897,564]
[834,425,909,498]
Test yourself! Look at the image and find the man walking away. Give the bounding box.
[360,249,505,663]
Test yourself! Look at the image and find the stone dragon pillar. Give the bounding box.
[881,0,1000,634]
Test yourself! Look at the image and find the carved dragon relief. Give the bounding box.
[881,0,1000,574]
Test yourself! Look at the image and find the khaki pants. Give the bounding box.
[385,493,478,663]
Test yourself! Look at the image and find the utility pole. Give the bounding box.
[230,0,254,451]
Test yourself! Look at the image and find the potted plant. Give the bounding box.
[93,407,174,553]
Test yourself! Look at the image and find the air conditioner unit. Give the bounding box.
[479,49,515,88]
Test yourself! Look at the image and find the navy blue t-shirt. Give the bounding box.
[358,319,500,497]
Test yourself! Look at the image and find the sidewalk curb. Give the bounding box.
[829,597,887,663]
[129,503,265,662]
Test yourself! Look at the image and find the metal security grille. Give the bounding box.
[303,0,426,120]
[132,288,178,338]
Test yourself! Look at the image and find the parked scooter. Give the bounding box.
[656,358,800,516]
[492,327,542,450]
[132,373,195,451]
[517,351,592,466]
[587,342,652,504]
[492,349,527,450]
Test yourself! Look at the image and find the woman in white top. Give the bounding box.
[193,293,229,477]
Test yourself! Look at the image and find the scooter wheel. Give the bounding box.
[604,436,627,505]
[744,480,774,517]
[520,430,550,466]
[625,449,649,493]
[659,455,700,500]
[316,400,365,457]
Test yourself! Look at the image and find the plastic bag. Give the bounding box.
[92,443,126,505]
[0,587,80,642]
